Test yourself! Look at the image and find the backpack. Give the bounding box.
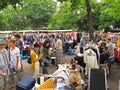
[27,57,31,64]
[27,50,35,64]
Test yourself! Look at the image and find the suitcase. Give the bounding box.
[16,76,36,90]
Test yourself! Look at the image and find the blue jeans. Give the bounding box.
[43,66,48,74]
[9,68,21,85]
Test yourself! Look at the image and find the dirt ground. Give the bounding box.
[8,55,120,90]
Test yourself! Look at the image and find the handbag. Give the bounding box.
[44,58,51,66]
[0,69,7,76]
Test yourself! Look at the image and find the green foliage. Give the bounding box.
[56,0,120,31]
[19,0,56,30]
[51,0,89,31]
[0,0,120,31]
[0,0,56,30]
[58,0,85,12]
[0,14,8,30]
[97,0,120,29]
[47,1,78,30]
[0,0,21,10]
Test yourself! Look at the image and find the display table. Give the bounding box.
[35,64,84,90]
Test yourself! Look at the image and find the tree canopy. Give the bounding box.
[0,0,119,31]
[47,1,78,30]
[0,0,21,10]
[0,0,56,30]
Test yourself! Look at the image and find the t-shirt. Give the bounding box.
[9,47,21,69]
[80,39,86,48]
[106,42,114,56]
[16,40,23,52]
[56,39,63,49]
[100,52,110,64]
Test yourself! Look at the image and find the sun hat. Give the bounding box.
[0,39,7,45]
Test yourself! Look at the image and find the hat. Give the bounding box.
[0,39,7,45]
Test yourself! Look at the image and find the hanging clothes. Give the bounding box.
[84,48,98,75]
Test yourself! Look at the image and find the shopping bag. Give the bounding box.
[0,69,7,76]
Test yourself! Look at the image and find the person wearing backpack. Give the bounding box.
[0,39,9,90]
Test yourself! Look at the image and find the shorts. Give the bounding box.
[0,74,8,90]
[0,75,4,90]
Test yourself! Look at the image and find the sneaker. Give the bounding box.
[9,84,16,89]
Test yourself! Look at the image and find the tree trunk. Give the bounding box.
[85,0,94,41]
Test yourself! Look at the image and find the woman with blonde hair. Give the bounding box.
[64,71,82,90]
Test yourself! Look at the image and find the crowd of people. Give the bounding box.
[0,31,120,90]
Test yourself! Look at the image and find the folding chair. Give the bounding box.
[89,68,107,90]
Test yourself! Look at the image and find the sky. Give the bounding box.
[97,0,101,2]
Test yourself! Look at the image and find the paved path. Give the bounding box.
[8,55,120,90]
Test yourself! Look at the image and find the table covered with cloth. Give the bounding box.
[37,64,70,90]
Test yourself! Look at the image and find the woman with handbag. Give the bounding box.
[40,39,52,74]
[30,43,43,75]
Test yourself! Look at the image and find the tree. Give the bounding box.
[0,5,32,30]
[0,0,119,31]
[47,1,78,30]
[85,0,94,40]
[99,0,120,29]
[92,2,101,30]
[0,0,21,10]
[20,0,56,29]
[58,0,95,40]
[0,14,8,30]
[0,0,56,30]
